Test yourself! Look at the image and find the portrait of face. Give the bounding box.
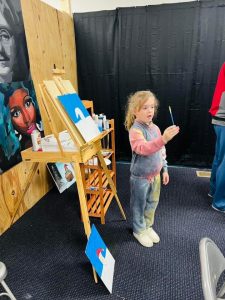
[0,9,16,83]
[0,81,43,173]
[0,0,30,83]
[8,88,37,136]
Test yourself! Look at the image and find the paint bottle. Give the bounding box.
[93,114,99,128]
[102,115,107,130]
[98,114,105,132]
[31,130,42,151]
[98,118,103,132]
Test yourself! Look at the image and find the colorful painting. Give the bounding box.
[47,163,76,193]
[85,224,115,293]
[58,93,100,142]
[0,80,43,174]
[0,0,32,174]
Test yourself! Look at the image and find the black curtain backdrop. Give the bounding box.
[73,0,225,167]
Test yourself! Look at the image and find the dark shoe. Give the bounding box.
[212,204,225,213]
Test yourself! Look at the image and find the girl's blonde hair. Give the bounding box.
[124,90,159,130]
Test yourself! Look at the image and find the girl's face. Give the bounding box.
[134,97,156,124]
[9,88,37,135]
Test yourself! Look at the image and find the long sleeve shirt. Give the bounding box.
[129,121,167,181]
[209,63,225,125]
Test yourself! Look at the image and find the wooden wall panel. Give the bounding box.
[0,175,11,233]
[58,13,78,92]
[0,0,78,235]
[0,161,52,233]
[21,0,78,135]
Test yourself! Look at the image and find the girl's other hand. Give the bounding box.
[162,172,169,185]
[162,125,180,144]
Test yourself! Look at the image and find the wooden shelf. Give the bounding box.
[86,169,115,219]
[82,119,117,224]
[85,170,114,190]
[87,191,114,218]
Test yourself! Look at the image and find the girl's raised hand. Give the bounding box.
[162,125,180,144]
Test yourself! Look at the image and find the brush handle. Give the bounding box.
[169,106,175,125]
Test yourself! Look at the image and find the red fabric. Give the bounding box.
[209,63,225,116]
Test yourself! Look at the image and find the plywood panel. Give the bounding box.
[0,0,78,234]
[0,161,52,233]
[0,175,11,234]
[58,12,78,90]
[21,0,78,135]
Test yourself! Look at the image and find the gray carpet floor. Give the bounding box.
[0,163,224,299]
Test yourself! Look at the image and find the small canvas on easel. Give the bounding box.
[57,93,100,142]
[85,224,115,293]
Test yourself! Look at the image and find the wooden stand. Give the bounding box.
[84,119,117,224]
[21,74,126,282]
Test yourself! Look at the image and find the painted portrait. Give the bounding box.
[0,0,30,83]
[0,81,43,173]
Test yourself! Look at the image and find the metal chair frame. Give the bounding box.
[199,237,225,300]
[0,262,16,300]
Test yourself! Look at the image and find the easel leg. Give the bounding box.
[98,167,105,224]
[72,162,98,283]
[97,151,126,220]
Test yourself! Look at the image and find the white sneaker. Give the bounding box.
[133,232,153,247]
[146,228,160,243]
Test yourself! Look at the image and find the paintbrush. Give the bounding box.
[168,105,175,125]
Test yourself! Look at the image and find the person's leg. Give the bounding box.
[130,175,150,234]
[144,174,161,243]
[212,125,225,211]
[210,125,219,197]
[130,175,153,247]
[145,174,161,229]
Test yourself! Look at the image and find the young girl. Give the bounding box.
[125,91,179,247]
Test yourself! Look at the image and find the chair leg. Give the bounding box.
[218,281,225,298]
[1,280,16,300]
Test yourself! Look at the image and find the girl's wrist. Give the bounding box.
[162,136,167,144]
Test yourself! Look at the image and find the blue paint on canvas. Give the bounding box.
[85,224,107,276]
[58,93,89,124]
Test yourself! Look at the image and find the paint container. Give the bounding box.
[102,115,107,130]
[93,114,99,128]
[98,118,103,132]
[105,119,109,130]
[31,130,42,151]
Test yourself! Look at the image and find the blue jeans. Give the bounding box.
[210,125,225,210]
[130,174,161,234]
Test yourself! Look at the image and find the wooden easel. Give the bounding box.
[21,72,126,282]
